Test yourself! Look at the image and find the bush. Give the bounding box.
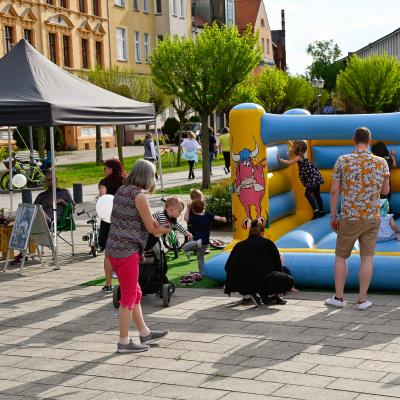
[14,126,64,152]
[206,179,232,228]
[162,118,180,144]
[188,115,201,123]
[65,144,77,151]
[133,138,144,145]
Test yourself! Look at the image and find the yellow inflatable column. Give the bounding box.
[230,104,268,241]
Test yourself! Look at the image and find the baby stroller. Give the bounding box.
[112,239,175,308]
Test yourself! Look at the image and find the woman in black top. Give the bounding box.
[224,220,294,305]
[98,158,127,293]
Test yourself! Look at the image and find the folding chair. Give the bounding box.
[52,202,76,255]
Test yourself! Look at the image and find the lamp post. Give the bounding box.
[311,77,324,114]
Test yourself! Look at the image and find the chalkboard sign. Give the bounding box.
[8,204,53,251]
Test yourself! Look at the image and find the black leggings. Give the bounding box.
[188,161,195,179]
[305,186,324,211]
[256,271,295,296]
[222,151,230,171]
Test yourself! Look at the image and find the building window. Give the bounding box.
[95,41,103,66]
[24,29,33,45]
[47,0,54,4]
[144,33,150,62]
[116,27,127,60]
[154,0,161,14]
[261,38,265,52]
[260,18,265,27]
[133,0,139,10]
[179,0,184,17]
[114,0,125,6]
[79,0,86,12]
[143,0,149,13]
[172,0,177,15]
[4,26,14,53]
[62,35,71,67]
[81,38,89,69]
[157,34,163,43]
[266,38,270,54]
[93,0,100,15]
[60,0,68,7]
[48,32,57,63]
[135,31,141,63]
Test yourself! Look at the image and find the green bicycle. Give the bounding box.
[1,155,45,190]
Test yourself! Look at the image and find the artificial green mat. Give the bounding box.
[82,248,223,289]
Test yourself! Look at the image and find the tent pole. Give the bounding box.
[28,126,34,163]
[8,127,13,215]
[50,127,59,270]
[154,123,164,196]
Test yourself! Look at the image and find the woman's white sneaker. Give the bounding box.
[325,296,344,308]
[356,299,372,310]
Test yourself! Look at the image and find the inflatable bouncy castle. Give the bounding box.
[204,103,400,290]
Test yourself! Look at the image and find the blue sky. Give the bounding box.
[265,0,400,75]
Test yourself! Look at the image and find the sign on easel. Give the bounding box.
[3,204,54,274]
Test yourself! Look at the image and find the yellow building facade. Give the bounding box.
[0,0,110,71]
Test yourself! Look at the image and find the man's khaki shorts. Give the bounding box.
[335,218,380,259]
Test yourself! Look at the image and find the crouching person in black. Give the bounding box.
[224,220,295,305]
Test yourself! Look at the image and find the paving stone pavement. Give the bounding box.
[1,229,400,399]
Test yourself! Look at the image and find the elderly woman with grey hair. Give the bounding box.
[106,159,170,353]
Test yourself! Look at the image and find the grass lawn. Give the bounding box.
[57,153,224,188]
[82,247,223,289]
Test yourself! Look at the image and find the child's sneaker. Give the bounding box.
[325,296,344,308]
[190,272,203,281]
[356,299,372,310]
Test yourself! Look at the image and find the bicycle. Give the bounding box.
[162,228,187,259]
[77,209,101,257]
[1,154,45,190]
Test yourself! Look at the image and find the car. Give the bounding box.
[182,122,202,139]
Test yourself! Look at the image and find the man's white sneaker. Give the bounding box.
[356,299,372,310]
[325,296,344,308]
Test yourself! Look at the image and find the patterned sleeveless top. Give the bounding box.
[106,185,149,258]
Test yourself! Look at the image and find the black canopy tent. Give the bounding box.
[0,39,157,270]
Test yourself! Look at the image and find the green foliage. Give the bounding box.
[206,179,232,224]
[336,54,400,113]
[256,68,288,113]
[162,117,180,143]
[189,115,201,122]
[14,127,63,152]
[306,40,343,91]
[150,23,262,188]
[280,76,315,112]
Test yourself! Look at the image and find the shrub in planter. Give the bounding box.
[206,179,232,229]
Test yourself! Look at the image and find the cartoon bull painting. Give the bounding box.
[232,141,266,229]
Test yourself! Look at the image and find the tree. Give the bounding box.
[336,54,400,113]
[280,76,315,112]
[306,40,343,91]
[85,66,147,166]
[255,68,288,113]
[150,23,262,188]
[219,75,259,123]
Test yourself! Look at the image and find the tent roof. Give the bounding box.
[0,40,155,126]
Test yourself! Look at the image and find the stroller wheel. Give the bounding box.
[169,282,176,295]
[162,283,171,307]
[112,285,121,309]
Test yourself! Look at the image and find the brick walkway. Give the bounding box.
[1,228,400,399]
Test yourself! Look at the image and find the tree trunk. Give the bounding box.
[200,113,210,188]
[116,125,124,167]
[95,126,103,165]
[176,119,184,167]
[38,127,46,159]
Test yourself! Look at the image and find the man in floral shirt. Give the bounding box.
[326,127,390,310]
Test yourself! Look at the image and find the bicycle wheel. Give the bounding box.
[163,231,187,251]
[0,173,10,190]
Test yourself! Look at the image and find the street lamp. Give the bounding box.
[311,77,324,114]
